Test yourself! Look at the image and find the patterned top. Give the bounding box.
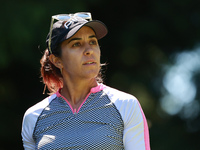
[22,84,150,150]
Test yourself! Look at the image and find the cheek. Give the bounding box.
[60,53,73,68]
[62,56,75,67]
[61,52,82,71]
[96,48,101,59]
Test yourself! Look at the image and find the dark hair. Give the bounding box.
[40,47,105,95]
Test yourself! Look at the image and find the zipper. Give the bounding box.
[56,84,105,114]
[73,108,77,114]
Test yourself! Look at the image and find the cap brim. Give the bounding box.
[66,20,108,40]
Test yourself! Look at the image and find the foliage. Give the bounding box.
[0,0,200,149]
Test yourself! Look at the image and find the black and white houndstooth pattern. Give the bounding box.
[33,90,125,149]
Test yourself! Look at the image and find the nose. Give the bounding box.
[84,44,93,56]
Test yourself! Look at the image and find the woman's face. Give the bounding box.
[60,26,101,81]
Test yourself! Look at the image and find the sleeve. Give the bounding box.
[103,86,150,150]
[122,99,150,150]
[21,110,36,150]
[21,94,56,149]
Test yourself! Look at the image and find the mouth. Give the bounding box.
[84,62,95,65]
[83,60,96,65]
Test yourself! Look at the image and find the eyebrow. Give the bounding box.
[68,35,97,44]
[89,35,96,38]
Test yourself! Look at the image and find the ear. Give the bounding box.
[49,54,63,69]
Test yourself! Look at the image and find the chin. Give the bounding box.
[83,70,99,79]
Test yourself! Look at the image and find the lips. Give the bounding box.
[83,60,96,65]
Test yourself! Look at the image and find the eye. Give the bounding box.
[72,42,81,47]
[89,40,97,45]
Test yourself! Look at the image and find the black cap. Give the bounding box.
[46,16,108,54]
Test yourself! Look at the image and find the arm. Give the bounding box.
[21,111,36,150]
[102,85,151,150]
[123,99,150,150]
[21,94,56,149]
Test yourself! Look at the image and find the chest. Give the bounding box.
[33,93,124,149]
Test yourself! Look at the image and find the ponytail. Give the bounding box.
[40,49,63,94]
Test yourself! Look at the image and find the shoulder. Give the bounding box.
[21,94,57,148]
[22,94,57,138]
[103,85,150,150]
[102,85,143,125]
[103,85,138,106]
[24,94,56,118]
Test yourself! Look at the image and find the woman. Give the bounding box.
[21,12,150,150]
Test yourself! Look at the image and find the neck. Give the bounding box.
[61,77,97,108]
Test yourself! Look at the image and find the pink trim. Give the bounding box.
[55,84,105,114]
[137,101,150,150]
[91,83,106,93]
[76,92,90,113]
[56,90,75,113]
[77,84,106,113]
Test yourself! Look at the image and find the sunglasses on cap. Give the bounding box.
[48,12,92,54]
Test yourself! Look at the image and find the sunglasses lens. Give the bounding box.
[75,12,91,20]
[53,15,71,21]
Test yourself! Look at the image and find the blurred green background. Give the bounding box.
[1,0,200,149]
